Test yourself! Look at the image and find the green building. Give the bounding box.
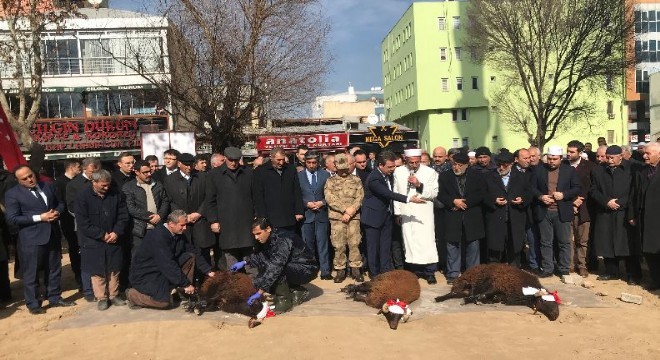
[382,1,628,152]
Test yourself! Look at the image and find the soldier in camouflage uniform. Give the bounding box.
[324,153,365,283]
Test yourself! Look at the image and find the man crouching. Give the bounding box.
[231,218,319,313]
[126,210,215,309]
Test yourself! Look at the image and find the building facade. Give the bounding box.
[312,84,385,123]
[0,7,171,160]
[382,2,628,152]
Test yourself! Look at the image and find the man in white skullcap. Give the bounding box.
[393,148,440,284]
[530,145,582,278]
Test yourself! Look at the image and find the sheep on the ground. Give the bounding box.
[434,263,560,321]
[341,270,421,330]
[186,271,272,328]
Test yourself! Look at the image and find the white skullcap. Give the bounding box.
[547,145,563,156]
[468,151,476,157]
[404,149,422,157]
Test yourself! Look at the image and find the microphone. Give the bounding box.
[408,169,416,191]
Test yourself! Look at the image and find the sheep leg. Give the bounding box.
[434,292,465,302]
[464,289,500,305]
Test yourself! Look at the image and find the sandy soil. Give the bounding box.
[1,260,660,360]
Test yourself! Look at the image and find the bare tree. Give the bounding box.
[0,0,81,146]
[115,0,330,151]
[467,0,633,149]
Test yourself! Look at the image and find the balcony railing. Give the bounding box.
[2,56,168,78]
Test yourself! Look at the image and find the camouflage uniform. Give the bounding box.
[324,173,364,270]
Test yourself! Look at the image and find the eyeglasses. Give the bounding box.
[164,157,177,161]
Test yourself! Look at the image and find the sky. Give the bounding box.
[109,0,423,95]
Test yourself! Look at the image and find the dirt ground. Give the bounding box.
[1,259,660,360]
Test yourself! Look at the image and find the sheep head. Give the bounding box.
[379,299,412,330]
[532,290,560,321]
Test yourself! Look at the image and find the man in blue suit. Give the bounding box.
[298,151,332,280]
[5,166,75,314]
[360,151,425,278]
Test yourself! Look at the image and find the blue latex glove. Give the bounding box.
[230,261,246,272]
[247,291,261,306]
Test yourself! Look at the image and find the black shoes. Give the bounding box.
[111,297,127,306]
[596,274,617,281]
[48,299,76,308]
[29,307,46,315]
[333,270,346,283]
[446,277,457,285]
[97,299,110,311]
[83,295,96,303]
[538,272,553,278]
[320,273,333,280]
[626,276,642,286]
[350,268,364,283]
[426,275,437,285]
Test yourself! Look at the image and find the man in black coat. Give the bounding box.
[231,218,318,314]
[5,166,74,314]
[360,151,425,278]
[353,150,371,187]
[122,160,170,255]
[75,170,129,310]
[111,152,135,190]
[530,145,582,277]
[205,147,256,270]
[54,159,81,286]
[473,146,497,174]
[565,140,596,277]
[484,151,531,266]
[65,157,100,301]
[151,149,180,184]
[253,147,304,232]
[438,152,485,284]
[164,153,215,266]
[590,145,641,284]
[127,210,215,309]
[631,142,660,290]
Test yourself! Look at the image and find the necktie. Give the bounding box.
[311,172,317,189]
[30,187,47,207]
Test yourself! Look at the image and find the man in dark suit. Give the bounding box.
[66,157,100,302]
[438,152,486,284]
[484,151,531,266]
[565,140,596,277]
[164,154,215,266]
[111,152,135,190]
[54,159,81,286]
[253,147,304,232]
[151,149,180,184]
[297,151,331,280]
[631,142,660,290]
[353,150,371,187]
[5,166,75,314]
[360,151,425,278]
[530,145,582,277]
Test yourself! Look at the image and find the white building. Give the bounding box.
[0,7,173,160]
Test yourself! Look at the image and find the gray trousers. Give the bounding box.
[538,211,571,273]
[446,238,480,280]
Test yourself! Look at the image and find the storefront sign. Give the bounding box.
[31,118,142,152]
[256,132,349,151]
[350,126,417,148]
[5,84,159,94]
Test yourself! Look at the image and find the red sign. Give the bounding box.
[256,132,349,151]
[31,118,140,152]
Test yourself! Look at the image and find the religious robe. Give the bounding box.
[393,164,439,265]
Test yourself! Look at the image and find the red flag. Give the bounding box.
[0,103,27,171]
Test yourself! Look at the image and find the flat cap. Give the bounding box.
[453,151,469,164]
[475,146,491,157]
[179,153,195,165]
[224,147,242,160]
[495,151,515,164]
[605,145,622,155]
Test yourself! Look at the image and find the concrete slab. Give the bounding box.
[49,279,611,330]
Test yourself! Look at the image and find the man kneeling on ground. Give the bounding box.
[126,210,215,309]
[230,218,318,313]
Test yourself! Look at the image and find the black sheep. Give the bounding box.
[186,271,271,328]
[434,263,560,321]
[341,270,421,330]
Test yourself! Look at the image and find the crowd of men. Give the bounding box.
[0,137,659,314]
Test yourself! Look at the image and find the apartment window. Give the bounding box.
[452,138,460,148]
[453,16,460,29]
[456,77,463,90]
[469,47,478,61]
[607,130,614,144]
[438,17,446,30]
[492,135,498,143]
[472,76,478,89]
[42,39,80,75]
[455,47,462,60]
[452,109,468,121]
[462,137,469,147]
[636,69,649,93]
[606,74,613,91]
[440,47,447,61]
[441,78,449,91]
[607,100,614,118]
